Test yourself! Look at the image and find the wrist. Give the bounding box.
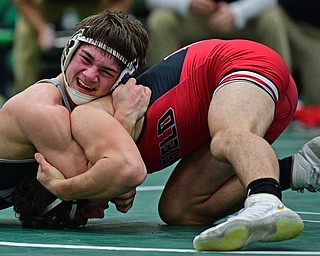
[51,179,74,201]
[114,110,137,136]
[114,110,137,125]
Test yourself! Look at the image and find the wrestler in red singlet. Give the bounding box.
[136,39,298,173]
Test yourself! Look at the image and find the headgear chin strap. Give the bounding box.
[65,84,98,105]
[43,198,79,220]
[61,28,139,104]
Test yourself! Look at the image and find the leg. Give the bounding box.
[12,17,40,94]
[247,7,292,71]
[147,9,184,66]
[193,82,303,251]
[208,82,278,187]
[147,9,215,66]
[288,16,320,105]
[159,143,245,226]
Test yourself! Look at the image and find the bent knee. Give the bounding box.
[158,198,215,226]
[210,130,233,160]
[158,199,191,225]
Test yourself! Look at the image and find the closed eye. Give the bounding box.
[80,48,120,78]
[100,67,119,78]
[81,54,92,64]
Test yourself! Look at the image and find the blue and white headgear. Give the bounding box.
[61,28,139,105]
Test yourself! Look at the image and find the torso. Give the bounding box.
[0,78,72,209]
[136,39,298,173]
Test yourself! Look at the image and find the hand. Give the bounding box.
[208,2,235,34]
[189,0,218,16]
[112,78,151,138]
[38,24,55,50]
[35,152,66,196]
[106,0,132,13]
[110,189,136,213]
[113,78,151,121]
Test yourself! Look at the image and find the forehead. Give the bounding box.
[76,43,121,66]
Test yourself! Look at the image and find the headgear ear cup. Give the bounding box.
[61,29,85,75]
[110,58,139,92]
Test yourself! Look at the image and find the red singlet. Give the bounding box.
[136,39,298,173]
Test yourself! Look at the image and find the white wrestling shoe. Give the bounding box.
[291,136,320,192]
[193,193,303,251]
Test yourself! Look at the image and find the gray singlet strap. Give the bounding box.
[37,78,72,112]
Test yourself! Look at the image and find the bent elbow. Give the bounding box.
[122,160,147,188]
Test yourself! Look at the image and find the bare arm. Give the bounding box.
[37,102,147,202]
[15,83,89,177]
[13,0,55,49]
[36,80,150,206]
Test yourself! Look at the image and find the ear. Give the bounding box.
[110,58,139,92]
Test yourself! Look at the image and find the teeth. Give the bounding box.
[79,79,93,90]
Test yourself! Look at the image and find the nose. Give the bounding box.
[83,66,99,82]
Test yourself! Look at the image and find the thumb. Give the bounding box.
[34,152,45,164]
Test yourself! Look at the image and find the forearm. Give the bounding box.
[51,157,146,201]
[63,103,147,201]
[230,0,277,29]
[13,0,48,35]
[113,110,137,139]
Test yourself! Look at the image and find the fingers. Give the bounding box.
[119,77,137,88]
[111,189,136,213]
[126,77,137,86]
[143,86,152,98]
[34,152,45,164]
[35,152,51,174]
[35,153,48,178]
[112,199,134,213]
[35,153,48,180]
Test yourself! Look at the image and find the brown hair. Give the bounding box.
[76,10,149,68]
[12,170,71,229]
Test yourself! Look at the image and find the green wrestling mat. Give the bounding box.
[0,122,320,256]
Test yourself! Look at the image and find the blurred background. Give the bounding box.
[1,0,320,128]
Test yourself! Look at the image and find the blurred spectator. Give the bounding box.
[145,0,279,67]
[0,0,16,104]
[271,0,320,127]
[11,0,114,95]
[279,0,320,106]
[105,0,132,12]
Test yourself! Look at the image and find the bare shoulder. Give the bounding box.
[4,82,60,109]
[3,82,70,136]
[0,81,69,158]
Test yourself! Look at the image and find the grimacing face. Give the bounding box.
[65,44,123,97]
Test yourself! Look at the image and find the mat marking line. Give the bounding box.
[137,186,164,191]
[0,241,320,255]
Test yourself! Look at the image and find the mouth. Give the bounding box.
[77,79,96,94]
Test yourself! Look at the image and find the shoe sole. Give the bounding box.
[193,211,304,251]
